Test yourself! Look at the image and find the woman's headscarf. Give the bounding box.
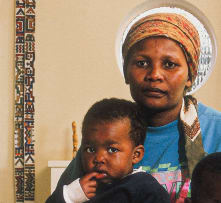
[122,13,201,90]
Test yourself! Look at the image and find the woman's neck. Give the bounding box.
[139,103,182,127]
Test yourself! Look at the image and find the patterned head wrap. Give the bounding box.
[122,13,201,87]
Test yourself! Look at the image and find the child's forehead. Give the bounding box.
[85,117,131,131]
[203,169,221,177]
[95,117,130,125]
[201,170,221,196]
[82,118,132,142]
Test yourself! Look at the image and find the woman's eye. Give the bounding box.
[164,61,177,69]
[86,147,95,153]
[136,60,150,68]
[107,147,119,153]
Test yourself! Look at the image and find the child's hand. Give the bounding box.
[79,172,104,199]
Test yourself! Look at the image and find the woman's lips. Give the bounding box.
[142,87,166,98]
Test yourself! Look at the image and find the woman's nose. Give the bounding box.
[145,64,163,81]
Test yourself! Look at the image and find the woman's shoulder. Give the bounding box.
[198,103,221,152]
[198,102,221,134]
[198,102,221,120]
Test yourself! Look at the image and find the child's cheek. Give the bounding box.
[81,153,93,172]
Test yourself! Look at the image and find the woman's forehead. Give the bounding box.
[128,37,186,60]
[132,37,179,49]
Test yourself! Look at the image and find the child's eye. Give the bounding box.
[85,147,95,153]
[107,147,119,153]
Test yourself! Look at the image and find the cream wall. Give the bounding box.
[1,0,221,203]
[36,1,221,202]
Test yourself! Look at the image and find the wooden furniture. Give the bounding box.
[48,121,78,193]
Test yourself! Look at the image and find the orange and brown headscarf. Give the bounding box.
[122,13,201,86]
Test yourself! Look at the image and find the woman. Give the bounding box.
[46,13,221,203]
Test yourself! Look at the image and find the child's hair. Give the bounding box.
[191,152,221,200]
[82,98,146,146]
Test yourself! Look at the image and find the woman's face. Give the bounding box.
[125,37,191,112]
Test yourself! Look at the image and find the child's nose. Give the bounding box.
[93,150,105,165]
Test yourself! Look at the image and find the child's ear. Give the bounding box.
[132,145,144,165]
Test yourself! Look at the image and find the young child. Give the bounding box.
[185,152,221,203]
[62,98,170,203]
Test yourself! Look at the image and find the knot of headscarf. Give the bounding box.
[180,95,206,178]
[122,13,201,87]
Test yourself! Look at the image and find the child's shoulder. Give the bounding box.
[123,171,164,190]
[122,172,170,202]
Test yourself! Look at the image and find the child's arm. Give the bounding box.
[63,178,88,203]
[63,172,106,203]
[46,150,83,203]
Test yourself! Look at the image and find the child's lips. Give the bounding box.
[94,170,108,179]
[95,173,107,179]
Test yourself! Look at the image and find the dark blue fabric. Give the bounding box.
[86,172,170,203]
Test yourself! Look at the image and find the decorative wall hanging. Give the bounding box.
[14,0,36,202]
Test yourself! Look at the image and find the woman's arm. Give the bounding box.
[46,148,84,203]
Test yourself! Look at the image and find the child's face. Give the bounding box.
[194,171,221,203]
[81,118,144,184]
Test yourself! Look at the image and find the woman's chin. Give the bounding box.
[138,99,169,111]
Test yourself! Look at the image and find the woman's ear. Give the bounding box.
[185,77,192,88]
[132,145,144,165]
[123,65,129,84]
[184,75,192,95]
[125,76,129,84]
[185,68,192,89]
